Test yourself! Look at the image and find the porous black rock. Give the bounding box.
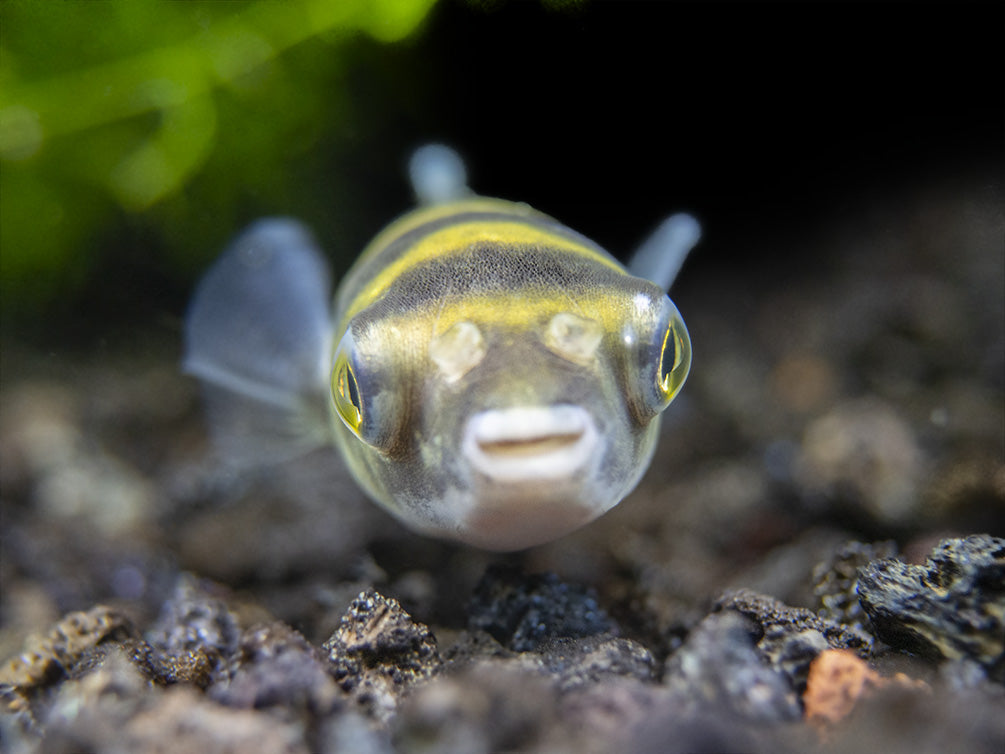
[323,589,440,723]
[663,611,801,723]
[813,539,898,632]
[856,534,1005,680]
[535,635,656,692]
[468,565,617,652]
[146,574,241,663]
[210,622,343,716]
[0,605,139,733]
[715,588,871,694]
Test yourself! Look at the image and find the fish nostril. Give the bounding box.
[430,320,486,382]
[544,312,603,365]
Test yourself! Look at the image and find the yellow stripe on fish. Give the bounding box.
[336,198,624,322]
[184,145,698,551]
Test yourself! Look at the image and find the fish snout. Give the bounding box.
[461,404,599,482]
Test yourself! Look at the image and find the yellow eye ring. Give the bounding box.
[333,353,363,434]
[657,318,691,401]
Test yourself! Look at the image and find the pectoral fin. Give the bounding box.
[183,218,333,465]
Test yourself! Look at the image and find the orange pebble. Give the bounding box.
[803,649,882,726]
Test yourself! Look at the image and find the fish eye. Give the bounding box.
[332,331,364,436]
[333,355,363,434]
[635,296,691,418]
[658,313,690,401]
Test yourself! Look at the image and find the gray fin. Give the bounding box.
[183,218,333,466]
[409,143,472,205]
[627,213,702,290]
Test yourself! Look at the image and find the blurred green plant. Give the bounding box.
[0,0,437,316]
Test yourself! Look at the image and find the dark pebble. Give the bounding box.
[664,611,801,723]
[715,588,871,694]
[857,534,1005,679]
[468,565,617,652]
[210,622,343,716]
[323,589,440,723]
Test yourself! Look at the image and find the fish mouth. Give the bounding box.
[462,405,598,482]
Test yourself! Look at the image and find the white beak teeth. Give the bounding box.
[462,405,598,482]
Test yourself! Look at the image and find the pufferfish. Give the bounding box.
[183,145,698,551]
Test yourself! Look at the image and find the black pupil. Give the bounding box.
[345,367,361,410]
[660,328,676,386]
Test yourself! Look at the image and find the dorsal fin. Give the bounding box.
[628,213,701,290]
[409,143,472,205]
